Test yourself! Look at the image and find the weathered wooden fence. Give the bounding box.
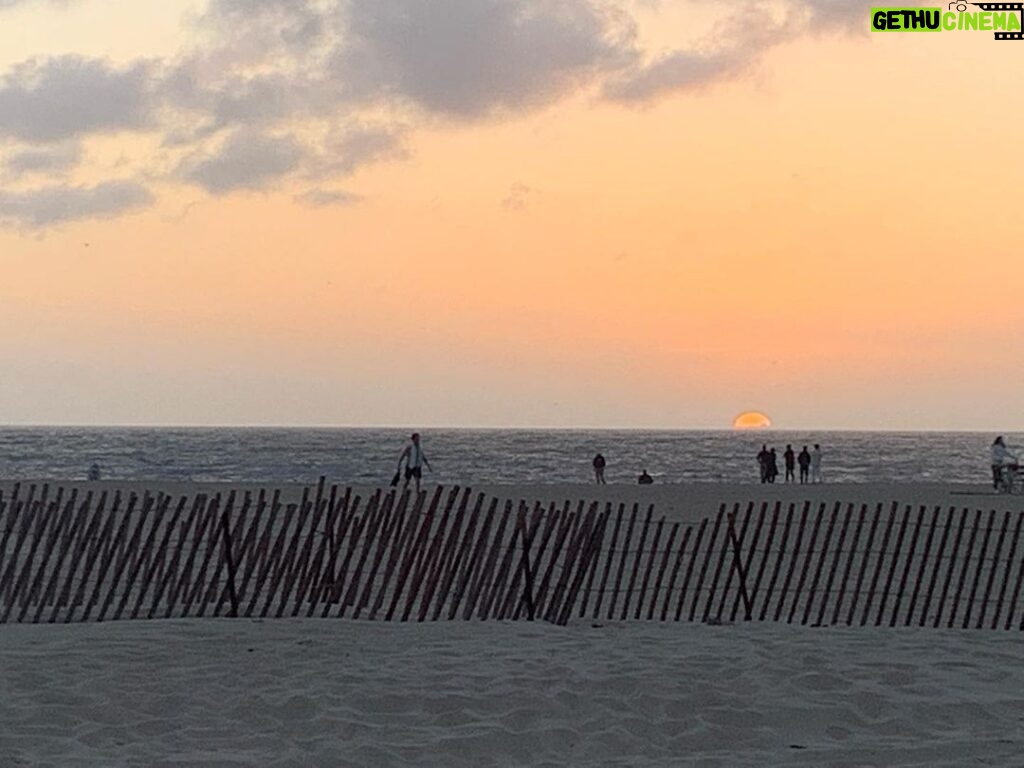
[2,481,1024,629]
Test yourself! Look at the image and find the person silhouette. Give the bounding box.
[397,433,432,494]
[637,469,653,485]
[991,436,1017,491]
[757,444,770,483]
[811,444,823,483]
[593,453,607,484]
[797,446,811,484]
[784,445,795,483]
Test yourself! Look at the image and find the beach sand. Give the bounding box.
[2,480,1023,766]
[2,619,1023,767]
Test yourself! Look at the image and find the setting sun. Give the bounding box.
[733,411,772,430]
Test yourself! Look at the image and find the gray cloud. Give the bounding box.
[315,123,408,178]
[0,0,75,7]
[203,0,327,54]
[181,130,305,195]
[294,188,363,207]
[3,142,81,178]
[0,56,153,142]
[800,0,881,31]
[604,3,806,104]
[603,48,745,102]
[0,180,152,228]
[336,0,638,117]
[0,0,889,231]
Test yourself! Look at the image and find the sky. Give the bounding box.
[0,0,1022,431]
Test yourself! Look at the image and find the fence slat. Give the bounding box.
[592,503,624,621]
[649,522,679,621]
[730,503,767,622]
[919,507,955,627]
[660,524,692,622]
[675,518,708,621]
[607,504,638,621]
[962,509,997,629]
[992,512,1022,629]
[774,502,810,623]
[904,506,941,627]
[946,509,983,629]
[816,503,853,627]
[468,501,514,621]
[977,511,1010,629]
[688,507,725,622]
[788,503,827,624]
[80,494,140,623]
[933,508,970,628]
[20,491,78,622]
[860,502,899,626]
[875,504,913,627]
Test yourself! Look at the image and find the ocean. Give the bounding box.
[0,427,1007,486]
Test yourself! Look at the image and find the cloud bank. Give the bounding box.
[0,0,877,228]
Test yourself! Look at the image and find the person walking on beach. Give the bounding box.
[798,446,811,484]
[757,445,770,483]
[593,453,607,484]
[784,445,795,483]
[398,432,432,494]
[811,444,823,483]
[991,436,1017,491]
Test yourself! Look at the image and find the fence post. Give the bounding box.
[516,510,536,621]
[727,512,753,621]
[220,506,239,618]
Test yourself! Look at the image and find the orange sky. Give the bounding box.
[1,1,1022,429]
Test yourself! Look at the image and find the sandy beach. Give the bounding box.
[2,618,1023,767]
[1,480,1023,766]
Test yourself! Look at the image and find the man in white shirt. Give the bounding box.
[811,444,823,483]
[398,432,432,494]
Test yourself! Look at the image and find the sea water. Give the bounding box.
[0,427,1007,485]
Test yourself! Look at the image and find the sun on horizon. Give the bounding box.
[733,412,772,430]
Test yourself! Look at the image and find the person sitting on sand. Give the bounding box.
[593,453,607,484]
[991,436,1017,492]
[637,469,653,485]
[398,433,432,494]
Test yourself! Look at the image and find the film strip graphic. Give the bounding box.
[970,2,1024,38]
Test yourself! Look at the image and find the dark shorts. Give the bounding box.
[405,466,422,480]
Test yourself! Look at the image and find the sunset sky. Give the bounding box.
[1,0,1021,430]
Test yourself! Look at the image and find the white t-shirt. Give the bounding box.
[407,442,424,469]
[992,443,1016,466]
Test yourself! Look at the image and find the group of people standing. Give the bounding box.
[394,433,827,490]
[757,443,822,484]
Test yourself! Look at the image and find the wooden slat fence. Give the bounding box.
[2,480,1024,629]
